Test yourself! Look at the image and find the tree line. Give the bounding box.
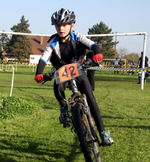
[0,15,139,63]
[0,16,33,61]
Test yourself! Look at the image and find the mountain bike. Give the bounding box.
[42,61,101,162]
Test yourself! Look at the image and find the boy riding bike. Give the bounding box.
[34,8,114,146]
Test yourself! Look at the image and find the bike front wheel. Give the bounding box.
[71,103,101,162]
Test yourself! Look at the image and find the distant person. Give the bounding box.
[118,58,124,68]
[128,60,135,75]
[113,57,119,74]
[113,57,119,66]
[138,52,148,68]
[130,60,135,66]
[137,52,149,84]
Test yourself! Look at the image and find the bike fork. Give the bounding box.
[82,94,101,146]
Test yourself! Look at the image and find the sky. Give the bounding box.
[1,0,150,60]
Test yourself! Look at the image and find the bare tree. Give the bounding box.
[117,47,128,58]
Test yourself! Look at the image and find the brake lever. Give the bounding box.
[41,72,55,86]
[82,58,99,68]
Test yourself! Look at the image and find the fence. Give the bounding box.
[0,31,147,89]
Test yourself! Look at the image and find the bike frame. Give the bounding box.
[42,61,101,161]
[68,79,100,145]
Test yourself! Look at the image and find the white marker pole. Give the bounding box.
[141,33,147,90]
[10,66,14,97]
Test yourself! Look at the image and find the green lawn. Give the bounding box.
[0,65,149,162]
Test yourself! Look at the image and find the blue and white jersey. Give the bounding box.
[40,30,98,65]
[36,30,101,75]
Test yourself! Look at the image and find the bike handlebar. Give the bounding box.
[82,58,99,68]
[42,58,99,85]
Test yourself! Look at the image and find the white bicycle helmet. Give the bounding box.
[51,8,76,25]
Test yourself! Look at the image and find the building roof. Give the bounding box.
[28,36,50,55]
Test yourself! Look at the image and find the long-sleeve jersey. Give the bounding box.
[36,30,101,75]
[138,56,149,68]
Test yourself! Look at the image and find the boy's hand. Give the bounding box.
[92,53,103,63]
[34,74,44,83]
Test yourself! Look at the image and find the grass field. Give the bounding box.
[0,65,150,162]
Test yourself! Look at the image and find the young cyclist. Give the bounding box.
[34,8,114,146]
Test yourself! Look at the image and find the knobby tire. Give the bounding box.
[71,103,101,162]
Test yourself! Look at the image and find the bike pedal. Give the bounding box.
[59,117,63,124]
[71,126,76,133]
[63,122,70,128]
[101,142,112,147]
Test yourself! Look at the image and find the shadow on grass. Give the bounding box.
[102,115,150,120]
[0,132,81,162]
[102,115,150,130]
[106,125,150,130]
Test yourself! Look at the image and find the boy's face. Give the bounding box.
[55,23,74,39]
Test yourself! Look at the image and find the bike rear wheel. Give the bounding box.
[71,103,101,162]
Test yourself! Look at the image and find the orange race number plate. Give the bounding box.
[55,63,81,84]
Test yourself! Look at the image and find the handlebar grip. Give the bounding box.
[83,58,99,68]
[44,72,54,81]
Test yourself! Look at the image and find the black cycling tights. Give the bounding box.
[53,71,105,133]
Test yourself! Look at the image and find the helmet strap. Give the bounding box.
[59,25,72,42]
[60,32,70,40]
